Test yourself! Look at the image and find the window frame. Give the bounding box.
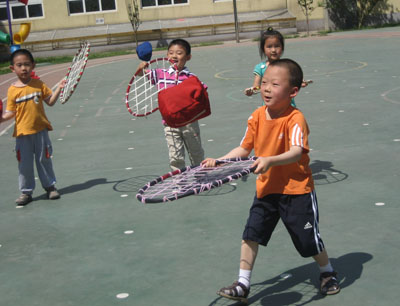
[141,0,189,8]
[0,0,44,21]
[67,0,117,15]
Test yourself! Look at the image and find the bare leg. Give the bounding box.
[240,239,259,270]
[312,248,329,267]
[217,240,259,302]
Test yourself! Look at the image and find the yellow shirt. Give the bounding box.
[240,105,314,198]
[6,79,53,137]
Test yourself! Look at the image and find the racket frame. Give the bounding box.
[60,41,90,104]
[136,157,258,203]
[125,57,178,117]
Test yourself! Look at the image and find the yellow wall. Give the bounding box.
[138,0,284,20]
[1,0,399,33]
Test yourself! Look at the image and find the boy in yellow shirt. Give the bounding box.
[1,49,65,206]
[203,59,340,303]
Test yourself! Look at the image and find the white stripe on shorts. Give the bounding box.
[310,190,324,253]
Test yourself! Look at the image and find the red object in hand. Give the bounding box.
[158,76,211,128]
[31,71,40,79]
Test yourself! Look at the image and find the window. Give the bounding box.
[142,0,188,7]
[0,0,43,21]
[68,0,116,14]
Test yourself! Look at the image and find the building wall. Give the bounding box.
[138,0,283,20]
[1,0,400,34]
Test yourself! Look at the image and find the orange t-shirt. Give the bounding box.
[6,79,53,137]
[240,105,314,198]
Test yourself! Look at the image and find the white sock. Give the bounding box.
[319,262,334,274]
[238,269,252,288]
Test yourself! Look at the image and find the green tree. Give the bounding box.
[126,0,141,47]
[298,0,316,36]
[319,0,389,29]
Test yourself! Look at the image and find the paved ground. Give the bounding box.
[0,27,400,306]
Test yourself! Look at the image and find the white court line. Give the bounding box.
[381,87,400,105]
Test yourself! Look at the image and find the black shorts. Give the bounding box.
[242,190,325,257]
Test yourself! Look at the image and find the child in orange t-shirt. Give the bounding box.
[202,59,340,303]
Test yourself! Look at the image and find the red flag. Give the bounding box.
[18,0,29,5]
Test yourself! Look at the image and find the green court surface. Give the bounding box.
[1,27,400,306]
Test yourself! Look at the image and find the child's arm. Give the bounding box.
[202,146,251,167]
[252,146,303,174]
[244,75,262,96]
[1,111,16,123]
[136,61,149,76]
[45,79,66,106]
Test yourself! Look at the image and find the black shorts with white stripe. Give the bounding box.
[242,190,325,257]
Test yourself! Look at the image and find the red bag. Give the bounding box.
[158,76,211,128]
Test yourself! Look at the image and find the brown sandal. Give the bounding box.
[217,281,249,303]
[320,271,341,295]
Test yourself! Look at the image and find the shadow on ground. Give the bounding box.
[209,252,372,306]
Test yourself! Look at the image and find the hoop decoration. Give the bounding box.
[60,41,90,104]
[136,157,258,203]
[125,58,178,117]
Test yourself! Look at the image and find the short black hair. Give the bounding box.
[168,39,191,55]
[268,59,303,89]
[10,49,35,65]
[259,27,285,59]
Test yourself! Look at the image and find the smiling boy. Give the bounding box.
[202,59,340,303]
[136,39,206,170]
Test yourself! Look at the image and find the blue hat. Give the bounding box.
[136,42,152,61]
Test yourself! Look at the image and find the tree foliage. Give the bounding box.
[126,0,141,47]
[298,0,316,35]
[319,0,393,29]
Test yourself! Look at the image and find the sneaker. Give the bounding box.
[15,194,33,206]
[320,271,340,295]
[45,186,60,200]
[217,281,249,303]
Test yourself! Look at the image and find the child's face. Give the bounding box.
[260,65,298,111]
[167,44,191,71]
[10,54,35,83]
[263,36,283,62]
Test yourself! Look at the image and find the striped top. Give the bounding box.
[240,105,314,197]
[150,66,207,90]
[6,79,53,137]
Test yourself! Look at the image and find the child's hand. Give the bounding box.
[58,79,66,89]
[201,158,217,168]
[252,157,272,174]
[302,80,313,87]
[138,61,149,71]
[244,87,254,96]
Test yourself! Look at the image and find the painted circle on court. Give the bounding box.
[375,202,385,206]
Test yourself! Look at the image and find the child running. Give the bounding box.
[0,49,65,206]
[203,59,340,303]
[136,39,206,171]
